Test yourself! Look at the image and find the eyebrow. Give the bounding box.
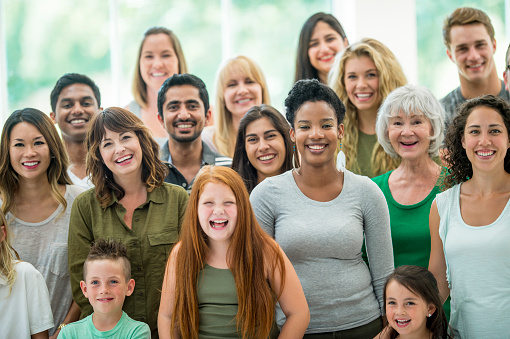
[296,118,334,123]
[60,96,95,103]
[245,129,278,138]
[166,99,200,107]
[467,124,503,128]
[12,136,44,142]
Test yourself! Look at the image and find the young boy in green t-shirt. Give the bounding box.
[58,239,150,338]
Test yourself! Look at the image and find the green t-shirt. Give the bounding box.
[356,131,378,178]
[197,265,239,338]
[59,311,150,339]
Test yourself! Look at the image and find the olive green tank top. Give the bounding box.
[356,131,378,178]
[197,264,240,338]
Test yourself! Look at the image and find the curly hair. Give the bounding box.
[329,38,407,176]
[444,95,510,188]
[86,107,168,207]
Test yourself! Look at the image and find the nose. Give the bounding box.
[153,55,163,68]
[213,204,224,214]
[24,145,36,157]
[319,40,329,53]
[479,131,491,145]
[402,123,413,135]
[467,46,481,61]
[114,143,126,154]
[310,126,324,139]
[177,107,191,120]
[237,82,248,94]
[100,285,110,294]
[356,76,367,88]
[258,139,270,151]
[70,102,85,114]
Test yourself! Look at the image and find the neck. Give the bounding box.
[63,137,88,179]
[296,159,341,186]
[145,89,159,111]
[16,177,53,201]
[357,108,378,134]
[231,116,241,137]
[168,138,203,167]
[459,67,501,99]
[92,310,123,332]
[318,72,328,84]
[207,239,230,268]
[395,156,440,178]
[115,175,146,195]
[468,167,510,194]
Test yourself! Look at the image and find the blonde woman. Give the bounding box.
[202,55,270,157]
[329,38,407,177]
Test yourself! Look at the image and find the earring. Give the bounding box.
[292,143,297,169]
[427,314,432,317]
[336,141,345,172]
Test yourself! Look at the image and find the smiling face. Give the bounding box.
[50,83,100,143]
[99,128,143,183]
[9,122,51,183]
[344,55,381,114]
[308,21,348,81]
[447,23,496,84]
[386,280,435,338]
[290,101,343,167]
[245,117,286,183]
[462,106,510,173]
[80,259,134,318]
[198,182,237,246]
[158,84,209,143]
[388,111,433,161]
[139,33,179,93]
[223,68,263,119]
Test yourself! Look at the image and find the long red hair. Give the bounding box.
[170,166,285,338]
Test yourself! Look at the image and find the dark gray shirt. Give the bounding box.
[440,80,510,127]
[160,140,232,193]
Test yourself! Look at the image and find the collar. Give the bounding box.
[105,186,164,208]
[161,140,214,166]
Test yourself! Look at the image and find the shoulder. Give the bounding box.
[159,182,188,197]
[122,312,151,334]
[440,87,462,105]
[498,80,510,100]
[251,171,291,197]
[73,188,99,207]
[346,170,381,191]
[202,142,232,167]
[14,261,41,280]
[66,185,87,199]
[371,170,391,188]
[435,183,459,208]
[59,316,89,336]
[126,101,141,116]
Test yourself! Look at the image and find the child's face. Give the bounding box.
[80,259,134,317]
[198,182,237,245]
[385,280,436,338]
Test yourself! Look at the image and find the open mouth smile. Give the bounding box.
[209,219,228,228]
[115,155,133,163]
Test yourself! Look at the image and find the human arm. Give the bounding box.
[268,246,309,338]
[67,198,94,317]
[49,301,80,339]
[363,180,394,310]
[158,243,181,339]
[31,331,49,339]
[428,200,450,303]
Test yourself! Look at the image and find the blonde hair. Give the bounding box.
[0,210,18,295]
[213,56,270,157]
[132,27,188,108]
[329,38,407,176]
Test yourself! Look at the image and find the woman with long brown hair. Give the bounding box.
[68,107,188,338]
[158,166,309,338]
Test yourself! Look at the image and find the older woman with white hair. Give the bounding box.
[372,84,445,269]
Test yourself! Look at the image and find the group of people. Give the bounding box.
[1,5,510,339]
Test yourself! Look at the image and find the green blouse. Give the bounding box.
[68,183,188,337]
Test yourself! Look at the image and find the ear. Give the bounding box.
[289,128,295,143]
[50,112,57,124]
[446,48,454,63]
[428,303,437,317]
[492,38,497,54]
[342,38,349,48]
[338,123,345,140]
[461,134,466,149]
[125,279,135,296]
[157,113,164,127]
[504,71,509,91]
[205,108,212,126]
[80,281,88,299]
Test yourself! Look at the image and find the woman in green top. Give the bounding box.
[68,107,189,338]
[158,166,309,339]
[329,38,407,177]
[372,85,450,324]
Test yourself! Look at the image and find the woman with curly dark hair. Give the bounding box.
[68,107,189,337]
[429,95,510,338]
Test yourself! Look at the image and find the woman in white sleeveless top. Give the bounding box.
[429,95,510,338]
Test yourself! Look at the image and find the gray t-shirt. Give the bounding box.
[8,185,86,336]
[250,170,394,333]
[440,80,510,127]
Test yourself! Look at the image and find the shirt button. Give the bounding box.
[133,242,138,247]
[137,267,141,272]
[134,218,139,222]
[182,183,186,187]
[138,292,144,296]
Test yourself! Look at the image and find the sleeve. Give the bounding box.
[27,265,54,334]
[249,182,276,238]
[67,196,94,317]
[130,322,151,339]
[362,178,394,312]
[176,187,189,232]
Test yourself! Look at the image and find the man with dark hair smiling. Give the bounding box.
[157,74,231,193]
[50,73,102,189]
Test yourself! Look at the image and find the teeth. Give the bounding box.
[356,93,372,98]
[70,119,86,124]
[23,161,39,166]
[309,145,325,150]
[236,98,251,104]
[396,319,410,325]
[210,220,228,228]
[319,54,333,61]
[469,63,482,68]
[476,150,494,156]
[115,155,132,163]
[152,72,166,77]
[259,154,275,161]
[176,124,193,128]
